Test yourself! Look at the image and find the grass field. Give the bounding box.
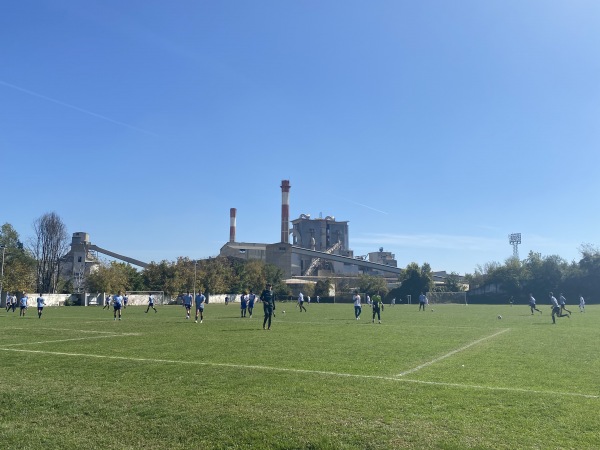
[1,301,598,449]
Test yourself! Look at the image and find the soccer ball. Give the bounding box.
[497,315,502,319]
[282,310,285,314]
[431,309,434,312]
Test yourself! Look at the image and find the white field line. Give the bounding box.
[396,328,510,377]
[0,346,596,399]
[1,334,135,347]
[3,327,138,335]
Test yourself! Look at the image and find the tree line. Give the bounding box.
[464,245,600,303]
[2,213,598,303]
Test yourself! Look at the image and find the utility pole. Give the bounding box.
[0,245,6,303]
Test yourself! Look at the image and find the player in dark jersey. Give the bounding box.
[260,283,275,330]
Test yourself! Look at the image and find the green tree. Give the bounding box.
[1,223,36,293]
[442,271,466,292]
[142,260,178,296]
[234,259,267,294]
[197,257,235,295]
[357,274,388,297]
[314,278,332,297]
[85,261,132,293]
[388,262,433,302]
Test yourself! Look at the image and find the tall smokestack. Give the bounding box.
[229,208,237,243]
[281,180,291,243]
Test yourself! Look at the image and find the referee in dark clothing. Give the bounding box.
[260,283,275,330]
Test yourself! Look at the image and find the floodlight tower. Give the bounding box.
[508,233,521,259]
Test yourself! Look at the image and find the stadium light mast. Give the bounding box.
[508,233,521,259]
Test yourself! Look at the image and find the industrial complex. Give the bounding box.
[62,179,407,286]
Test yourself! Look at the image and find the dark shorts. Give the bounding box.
[38,307,44,310]
[552,306,561,314]
[20,306,27,310]
[184,304,192,309]
[264,306,273,315]
[196,305,204,311]
[114,304,122,311]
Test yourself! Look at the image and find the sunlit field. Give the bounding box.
[1,302,598,449]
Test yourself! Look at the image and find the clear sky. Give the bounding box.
[2,1,599,275]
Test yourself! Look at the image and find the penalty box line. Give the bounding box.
[0,345,596,400]
[396,328,510,377]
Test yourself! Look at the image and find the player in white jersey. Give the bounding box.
[579,295,585,312]
[112,291,123,321]
[19,294,28,317]
[247,291,257,318]
[528,293,542,315]
[195,291,206,323]
[549,292,569,324]
[558,293,572,315]
[353,291,362,320]
[418,292,427,311]
[146,294,157,313]
[183,292,193,319]
[297,292,307,312]
[36,295,46,319]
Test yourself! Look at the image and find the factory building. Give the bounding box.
[219,180,400,279]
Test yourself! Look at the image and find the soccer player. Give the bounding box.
[240,292,248,318]
[372,293,383,324]
[550,292,569,324]
[5,292,11,312]
[113,291,123,320]
[146,293,157,313]
[418,292,427,311]
[36,295,46,319]
[297,292,307,312]
[183,292,193,319]
[353,290,362,320]
[579,295,585,312]
[195,291,206,323]
[529,293,542,315]
[316,295,320,304]
[558,293,572,316]
[103,295,111,310]
[260,283,275,330]
[19,293,28,317]
[247,290,256,318]
[123,294,129,309]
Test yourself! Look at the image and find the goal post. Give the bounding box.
[124,291,166,306]
[427,291,468,305]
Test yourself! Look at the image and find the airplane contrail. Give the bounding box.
[340,197,389,215]
[0,79,158,136]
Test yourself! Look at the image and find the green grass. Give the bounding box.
[1,302,598,449]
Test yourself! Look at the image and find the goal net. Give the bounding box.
[427,292,468,305]
[125,291,166,306]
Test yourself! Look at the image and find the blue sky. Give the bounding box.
[2,1,599,275]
